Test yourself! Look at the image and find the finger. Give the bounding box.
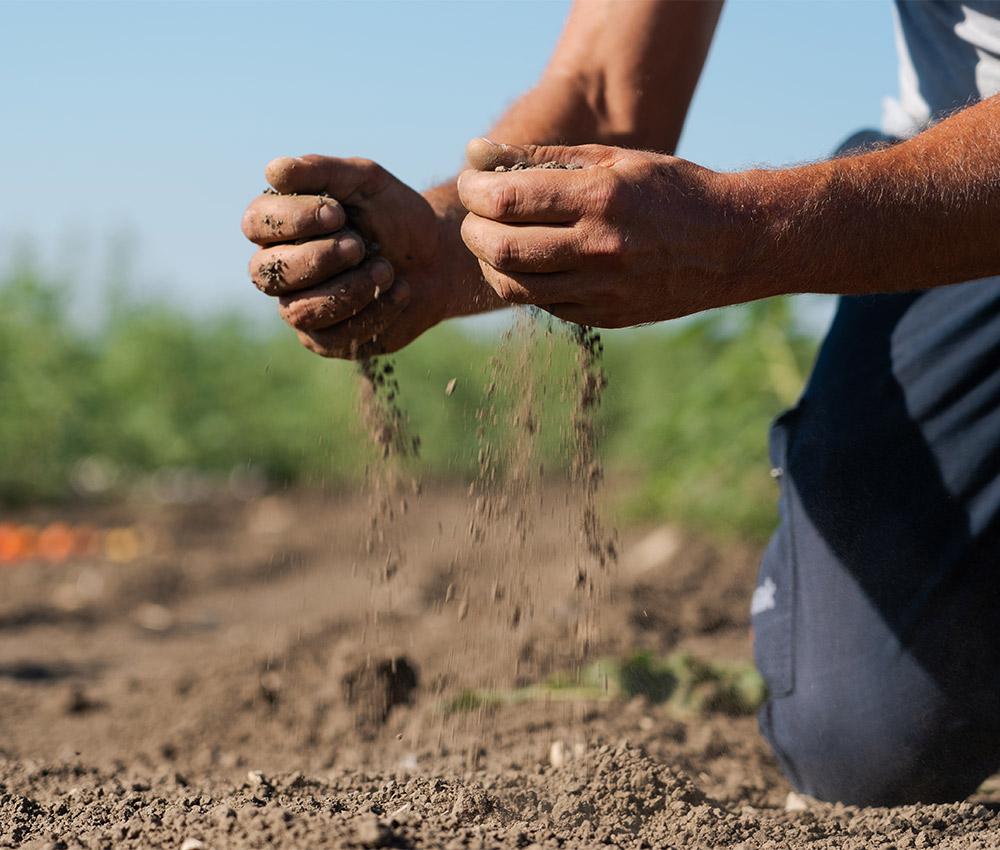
[277,258,395,331]
[249,231,366,295]
[477,263,581,308]
[265,155,393,206]
[543,301,629,329]
[461,214,583,273]
[465,138,572,171]
[464,138,616,171]
[242,193,347,245]
[295,279,412,360]
[458,168,588,224]
[543,303,599,326]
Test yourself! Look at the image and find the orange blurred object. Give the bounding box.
[37,522,78,564]
[0,523,20,564]
[0,524,39,563]
[0,521,144,566]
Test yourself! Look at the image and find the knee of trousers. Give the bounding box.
[756,668,1000,806]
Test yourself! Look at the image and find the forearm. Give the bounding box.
[486,0,722,152]
[424,0,723,318]
[733,95,1000,300]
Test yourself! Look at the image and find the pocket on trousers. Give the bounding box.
[752,411,798,698]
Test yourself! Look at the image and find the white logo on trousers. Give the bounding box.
[751,577,777,616]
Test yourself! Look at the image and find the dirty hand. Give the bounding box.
[242,155,452,358]
[458,138,751,327]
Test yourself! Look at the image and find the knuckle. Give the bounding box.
[300,250,321,282]
[490,182,520,219]
[588,172,628,214]
[346,156,378,172]
[345,158,391,198]
[593,226,628,260]
[485,268,526,304]
[488,233,519,271]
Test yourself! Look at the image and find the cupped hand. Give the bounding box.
[458,138,748,328]
[242,155,451,359]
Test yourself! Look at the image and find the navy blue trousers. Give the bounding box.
[752,274,1000,805]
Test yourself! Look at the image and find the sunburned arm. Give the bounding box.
[481,0,722,154]
[456,94,1000,328]
[734,94,1000,300]
[425,0,724,319]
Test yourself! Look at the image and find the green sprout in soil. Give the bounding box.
[442,650,767,717]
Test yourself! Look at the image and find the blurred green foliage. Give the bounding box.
[0,264,818,538]
[601,300,818,539]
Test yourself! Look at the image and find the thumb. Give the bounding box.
[264,154,391,204]
[465,138,585,172]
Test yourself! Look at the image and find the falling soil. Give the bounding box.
[458,310,618,681]
[354,355,419,608]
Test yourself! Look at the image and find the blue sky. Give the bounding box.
[3,0,898,329]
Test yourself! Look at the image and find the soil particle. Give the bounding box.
[494,162,583,172]
[257,257,285,289]
[261,214,284,235]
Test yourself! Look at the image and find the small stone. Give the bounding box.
[785,791,811,812]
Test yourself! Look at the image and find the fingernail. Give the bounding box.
[338,235,363,262]
[371,258,393,286]
[318,198,344,230]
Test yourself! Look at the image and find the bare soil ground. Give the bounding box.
[2,486,999,849]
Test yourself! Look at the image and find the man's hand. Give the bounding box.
[242,155,469,359]
[457,138,764,328]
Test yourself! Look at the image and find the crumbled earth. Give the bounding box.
[1,488,998,848]
[493,162,583,172]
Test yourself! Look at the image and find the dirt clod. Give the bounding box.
[341,655,419,730]
[257,257,285,288]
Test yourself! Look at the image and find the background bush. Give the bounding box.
[0,263,819,540]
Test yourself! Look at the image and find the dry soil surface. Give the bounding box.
[1,487,998,849]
